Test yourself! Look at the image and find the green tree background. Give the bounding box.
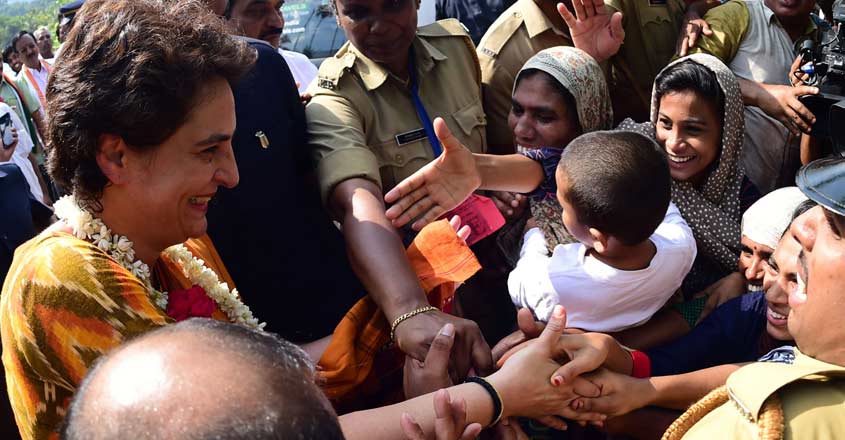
[0,0,64,51]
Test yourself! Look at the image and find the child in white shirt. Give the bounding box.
[507,131,696,331]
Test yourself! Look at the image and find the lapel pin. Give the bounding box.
[255,131,270,149]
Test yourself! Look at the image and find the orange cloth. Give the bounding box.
[317,219,481,410]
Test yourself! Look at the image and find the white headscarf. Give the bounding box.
[741,187,808,249]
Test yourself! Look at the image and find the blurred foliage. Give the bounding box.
[0,0,64,51]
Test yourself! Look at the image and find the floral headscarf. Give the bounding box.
[517,47,614,253]
[514,46,613,134]
[618,54,744,271]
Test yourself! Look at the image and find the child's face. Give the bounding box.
[655,90,722,185]
[555,169,592,246]
[509,73,580,150]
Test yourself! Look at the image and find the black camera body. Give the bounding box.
[798,2,845,153]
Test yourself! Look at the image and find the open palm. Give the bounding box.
[384,118,482,231]
[558,0,624,63]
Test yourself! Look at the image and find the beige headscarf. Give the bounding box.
[618,54,745,271]
[514,46,613,134]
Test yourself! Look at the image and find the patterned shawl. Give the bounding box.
[618,54,744,271]
[518,47,614,253]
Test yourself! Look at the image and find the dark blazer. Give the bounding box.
[0,163,42,283]
[206,39,363,342]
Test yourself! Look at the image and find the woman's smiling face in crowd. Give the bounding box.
[655,90,722,185]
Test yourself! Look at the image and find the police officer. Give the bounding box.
[603,0,686,123]
[663,157,845,439]
[306,0,493,378]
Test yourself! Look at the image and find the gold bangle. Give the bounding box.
[390,306,438,341]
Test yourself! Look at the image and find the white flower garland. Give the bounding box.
[54,195,265,330]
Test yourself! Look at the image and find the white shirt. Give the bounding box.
[0,102,44,203]
[508,203,697,332]
[280,49,318,94]
[21,63,49,96]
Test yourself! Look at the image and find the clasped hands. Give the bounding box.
[402,306,626,439]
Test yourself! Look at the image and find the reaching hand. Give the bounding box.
[695,272,746,324]
[558,0,624,63]
[0,126,18,163]
[755,82,818,136]
[401,389,483,440]
[570,368,652,417]
[492,308,545,365]
[489,191,528,221]
[404,323,457,399]
[489,306,605,424]
[385,118,482,230]
[448,215,472,243]
[676,13,712,56]
[394,310,493,381]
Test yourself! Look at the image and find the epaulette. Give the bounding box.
[418,19,481,86]
[417,18,471,38]
[727,351,845,423]
[476,10,525,59]
[315,47,356,91]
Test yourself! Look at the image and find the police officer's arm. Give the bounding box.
[330,177,492,378]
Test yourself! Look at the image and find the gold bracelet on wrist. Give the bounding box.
[390,305,438,341]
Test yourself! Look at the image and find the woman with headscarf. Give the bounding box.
[496,46,613,261]
[604,55,767,332]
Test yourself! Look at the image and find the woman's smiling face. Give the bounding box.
[655,90,722,185]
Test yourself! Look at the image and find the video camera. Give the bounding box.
[797,0,845,153]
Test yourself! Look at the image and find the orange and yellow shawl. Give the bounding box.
[0,232,232,440]
[1,220,479,438]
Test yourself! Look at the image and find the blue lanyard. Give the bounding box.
[408,48,442,157]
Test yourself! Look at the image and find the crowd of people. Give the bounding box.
[1,0,844,438]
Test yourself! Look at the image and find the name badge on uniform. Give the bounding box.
[395,128,428,146]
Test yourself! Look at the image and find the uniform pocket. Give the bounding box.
[371,130,435,190]
[449,99,487,153]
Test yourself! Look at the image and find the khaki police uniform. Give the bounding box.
[605,0,685,122]
[476,0,571,154]
[307,19,487,203]
[682,349,845,439]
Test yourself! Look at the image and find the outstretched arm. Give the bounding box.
[332,178,492,380]
[340,306,606,440]
[572,364,741,418]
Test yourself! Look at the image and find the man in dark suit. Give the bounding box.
[204,32,364,342]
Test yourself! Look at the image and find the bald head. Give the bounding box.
[62,319,343,439]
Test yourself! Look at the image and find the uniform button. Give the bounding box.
[395,154,404,163]
[514,12,522,18]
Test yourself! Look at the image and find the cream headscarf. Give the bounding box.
[742,187,808,249]
[618,54,745,271]
[514,46,613,134]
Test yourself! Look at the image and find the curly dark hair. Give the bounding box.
[46,0,256,210]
